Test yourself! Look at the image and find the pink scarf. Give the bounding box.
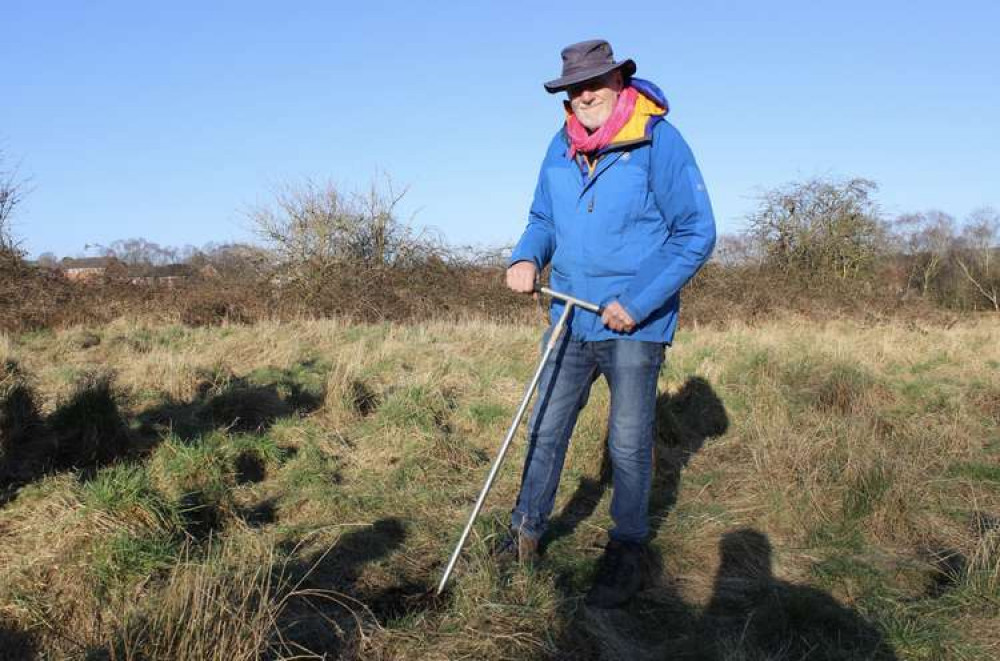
[565,85,639,158]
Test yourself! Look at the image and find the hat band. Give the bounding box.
[563,61,616,77]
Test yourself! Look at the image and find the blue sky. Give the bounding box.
[3,0,998,258]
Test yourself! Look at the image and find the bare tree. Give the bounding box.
[746,177,885,280]
[955,207,999,311]
[0,151,26,256]
[99,238,178,267]
[894,210,957,296]
[248,174,425,278]
[36,252,59,268]
[200,242,274,280]
[712,233,760,267]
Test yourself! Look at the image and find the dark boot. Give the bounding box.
[493,528,539,567]
[518,530,539,566]
[585,539,645,608]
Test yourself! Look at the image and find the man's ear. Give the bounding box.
[611,69,625,91]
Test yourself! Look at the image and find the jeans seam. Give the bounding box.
[606,343,663,542]
[526,358,596,534]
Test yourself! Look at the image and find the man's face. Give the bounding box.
[567,71,624,131]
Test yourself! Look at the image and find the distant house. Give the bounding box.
[127,263,195,287]
[60,256,119,281]
[128,263,220,286]
[57,258,217,286]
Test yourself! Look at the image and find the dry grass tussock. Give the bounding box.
[0,313,997,659]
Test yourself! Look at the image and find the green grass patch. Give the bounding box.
[278,441,342,499]
[468,401,507,428]
[91,530,180,593]
[807,520,866,552]
[117,325,190,353]
[946,461,1000,485]
[908,352,950,376]
[150,434,231,496]
[726,347,778,387]
[82,463,183,530]
[376,384,453,434]
[843,463,894,521]
[147,434,240,538]
[810,555,887,597]
[229,433,290,466]
[781,358,880,414]
[874,600,977,661]
[53,364,84,384]
[246,358,329,407]
[898,379,960,414]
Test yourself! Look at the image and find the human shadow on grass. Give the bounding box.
[0,618,36,661]
[546,528,899,660]
[275,518,411,658]
[542,377,897,659]
[690,529,898,661]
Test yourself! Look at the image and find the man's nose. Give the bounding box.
[579,89,596,103]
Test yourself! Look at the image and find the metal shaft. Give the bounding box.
[538,286,601,314]
[436,302,575,595]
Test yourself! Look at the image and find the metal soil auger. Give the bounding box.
[437,286,602,595]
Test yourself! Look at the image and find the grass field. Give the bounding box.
[1,312,998,660]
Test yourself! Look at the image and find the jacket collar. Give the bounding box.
[607,80,667,148]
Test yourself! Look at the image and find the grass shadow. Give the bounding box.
[2,370,132,502]
[0,360,46,500]
[137,362,326,442]
[277,518,409,656]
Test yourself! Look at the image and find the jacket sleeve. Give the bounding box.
[508,137,558,269]
[617,122,716,324]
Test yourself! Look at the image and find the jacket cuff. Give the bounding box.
[507,248,540,268]
[616,296,646,327]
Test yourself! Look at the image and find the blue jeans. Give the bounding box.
[511,330,665,544]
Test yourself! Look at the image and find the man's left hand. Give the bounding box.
[601,301,636,333]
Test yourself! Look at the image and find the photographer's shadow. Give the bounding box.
[695,529,898,660]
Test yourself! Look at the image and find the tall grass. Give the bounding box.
[0,315,997,659]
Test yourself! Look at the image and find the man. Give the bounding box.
[504,39,716,608]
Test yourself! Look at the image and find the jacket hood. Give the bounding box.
[608,77,669,148]
[631,78,669,112]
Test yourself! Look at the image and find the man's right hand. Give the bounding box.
[506,261,537,294]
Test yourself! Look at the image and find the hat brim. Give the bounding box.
[543,59,636,94]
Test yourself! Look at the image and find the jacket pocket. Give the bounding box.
[582,155,649,274]
[595,154,649,233]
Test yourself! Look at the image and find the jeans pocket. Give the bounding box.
[611,339,666,370]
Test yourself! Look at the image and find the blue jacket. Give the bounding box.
[509,79,716,344]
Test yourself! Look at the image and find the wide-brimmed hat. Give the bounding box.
[544,39,636,94]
